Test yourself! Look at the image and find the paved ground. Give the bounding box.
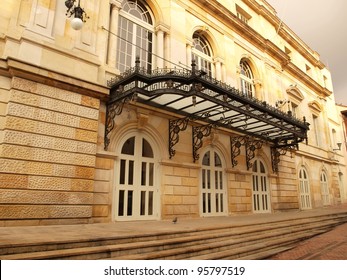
[268,221,347,260]
[0,204,347,259]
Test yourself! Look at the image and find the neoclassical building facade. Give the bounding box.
[0,0,345,225]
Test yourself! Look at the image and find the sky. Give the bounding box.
[266,0,347,105]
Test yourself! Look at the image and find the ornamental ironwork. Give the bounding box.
[230,135,264,170]
[169,118,190,159]
[106,58,310,168]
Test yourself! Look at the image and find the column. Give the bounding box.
[164,32,170,68]
[107,0,122,66]
[155,23,170,68]
[214,57,223,81]
[186,40,193,67]
[254,79,263,100]
[156,28,164,68]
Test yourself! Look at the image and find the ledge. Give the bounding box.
[1,57,109,100]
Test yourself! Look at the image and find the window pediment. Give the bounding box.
[286,85,304,103]
[308,101,322,115]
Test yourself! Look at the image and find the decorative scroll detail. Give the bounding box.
[230,136,264,169]
[244,137,264,170]
[230,136,243,167]
[104,94,135,150]
[271,144,298,173]
[169,118,190,159]
[192,124,214,162]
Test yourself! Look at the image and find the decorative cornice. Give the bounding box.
[243,0,325,70]
[189,0,331,97]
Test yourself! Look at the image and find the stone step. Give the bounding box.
[109,220,339,260]
[1,213,344,256]
[109,228,324,260]
[1,213,346,260]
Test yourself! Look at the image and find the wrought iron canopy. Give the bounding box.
[105,58,309,155]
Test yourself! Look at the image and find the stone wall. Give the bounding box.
[0,77,100,226]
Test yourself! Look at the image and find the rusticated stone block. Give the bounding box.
[3,130,96,154]
[11,78,82,106]
[0,189,93,204]
[0,174,29,188]
[1,144,96,167]
[75,166,95,179]
[36,82,81,104]
[75,129,98,143]
[81,95,100,109]
[6,116,75,139]
[11,90,99,120]
[27,176,94,191]
[79,118,99,131]
[0,158,95,179]
[0,205,92,219]
[0,158,53,176]
[11,77,38,94]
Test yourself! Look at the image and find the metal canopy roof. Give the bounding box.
[105,59,309,171]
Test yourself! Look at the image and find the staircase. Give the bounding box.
[1,212,347,260]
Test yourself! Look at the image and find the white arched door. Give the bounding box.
[252,159,271,213]
[320,171,330,206]
[201,150,227,216]
[299,167,312,209]
[115,134,159,220]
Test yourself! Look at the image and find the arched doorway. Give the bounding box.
[252,159,271,213]
[200,149,227,216]
[320,171,330,206]
[114,133,159,220]
[298,167,312,209]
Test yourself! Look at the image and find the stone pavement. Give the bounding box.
[268,221,347,260]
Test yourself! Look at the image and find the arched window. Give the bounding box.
[320,171,330,205]
[117,0,154,72]
[192,32,213,77]
[201,149,227,216]
[298,167,311,209]
[252,159,270,213]
[115,133,158,220]
[240,60,254,97]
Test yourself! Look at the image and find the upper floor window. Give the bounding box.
[286,86,304,118]
[236,5,251,25]
[312,114,321,147]
[117,0,154,73]
[289,102,298,118]
[192,32,213,77]
[240,60,254,97]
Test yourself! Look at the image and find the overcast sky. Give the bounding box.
[266,0,347,105]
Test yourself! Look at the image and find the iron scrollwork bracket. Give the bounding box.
[192,124,215,162]
[244,137,264,170]
[169,118,190,159]
[271,144,298,173]
[230,136,264,169]
[230,136,244,168]
[104,94,135,151]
